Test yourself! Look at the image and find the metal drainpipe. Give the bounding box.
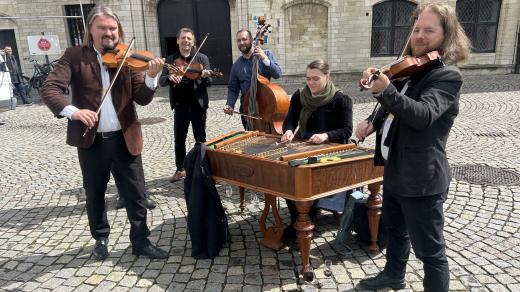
[515,24,520,74]
[141,0,148,51]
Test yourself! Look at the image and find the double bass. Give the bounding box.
[242,16,289,135]
[236,17,290,251]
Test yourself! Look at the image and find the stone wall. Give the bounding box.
[1,0,518,77]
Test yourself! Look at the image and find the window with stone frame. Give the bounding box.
[65,4,95,47]
[371,0,417,57]
[456,0,501,52]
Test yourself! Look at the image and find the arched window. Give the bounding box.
[371,0,417,57]
[457,0,501,52]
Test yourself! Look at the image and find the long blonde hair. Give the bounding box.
[82,5,124,48]
[404,3,472,65]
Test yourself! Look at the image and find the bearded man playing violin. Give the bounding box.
[159,28,212,183]
[355,3,471,291]
[41,5,169,260]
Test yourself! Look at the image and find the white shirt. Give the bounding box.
[59,47,158,132]
[380,81,409,160]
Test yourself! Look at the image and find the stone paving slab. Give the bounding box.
[0,74,519,291]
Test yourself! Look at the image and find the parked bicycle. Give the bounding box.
[12,74,32,98]
[23,57,57,91]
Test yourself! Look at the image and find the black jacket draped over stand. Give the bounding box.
[184,142,229,259]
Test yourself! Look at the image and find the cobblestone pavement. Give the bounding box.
[0,74,519,291]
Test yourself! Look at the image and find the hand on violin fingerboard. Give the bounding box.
[201,69,211,78]
[146,57,165,78]
[362,67,390,95]
[168,74,183,84]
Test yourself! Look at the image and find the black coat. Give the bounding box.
[369,62,462,197]
[159,50,211,110]
[282,89,353,143]
[184,142,229,259]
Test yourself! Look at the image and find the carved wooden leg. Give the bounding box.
[239,186,245,212]
[294,200,315,282]
[367,182,383,254]
[259,193,284,250]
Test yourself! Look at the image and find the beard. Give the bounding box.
[239,42,252,54]
[101,36,117,51]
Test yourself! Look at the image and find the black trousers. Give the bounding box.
[13,82,31,104]
[78,132,150,248]
[174,105,206,170]
[286,199,318,224]
[382,188,449,292]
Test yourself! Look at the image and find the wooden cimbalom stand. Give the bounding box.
[205,131,384,281]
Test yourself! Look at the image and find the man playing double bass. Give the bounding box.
[160,28,212,183]
[41,5,168,260]
[223,29,282,129]
[355,3,471,291]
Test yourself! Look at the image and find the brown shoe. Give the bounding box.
[169,170,186,183]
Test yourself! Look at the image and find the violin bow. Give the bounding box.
[83,37,136,137]
[232,111,261,120]
[368,17,418,85]
[360,17,418,143]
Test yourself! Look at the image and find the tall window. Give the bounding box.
[65,4,95,46]
[457,0,501,52]
[371,0,417,57]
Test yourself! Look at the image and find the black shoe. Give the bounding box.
[143,191,156,210]
[132,243,168,259]
[116,198,125,209]
[116,195,155,210]
[144,197,156,210]
[358,272,406,290]
[92,238,109,260]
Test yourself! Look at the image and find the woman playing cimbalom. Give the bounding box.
[281,59,353,241]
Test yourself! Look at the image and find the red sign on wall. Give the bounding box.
[37,38,52,51]
[27,35,61,55]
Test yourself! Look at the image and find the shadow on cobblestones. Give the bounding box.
[0,204,84,230]
[2,74,520,291]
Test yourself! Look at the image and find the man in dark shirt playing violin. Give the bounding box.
[355,3,471,291]
[159,28,212,183]
[224,29,282,129]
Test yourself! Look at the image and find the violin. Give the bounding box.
[360,51,441,90]
[102,43,181,74]
[170,57,223,80]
